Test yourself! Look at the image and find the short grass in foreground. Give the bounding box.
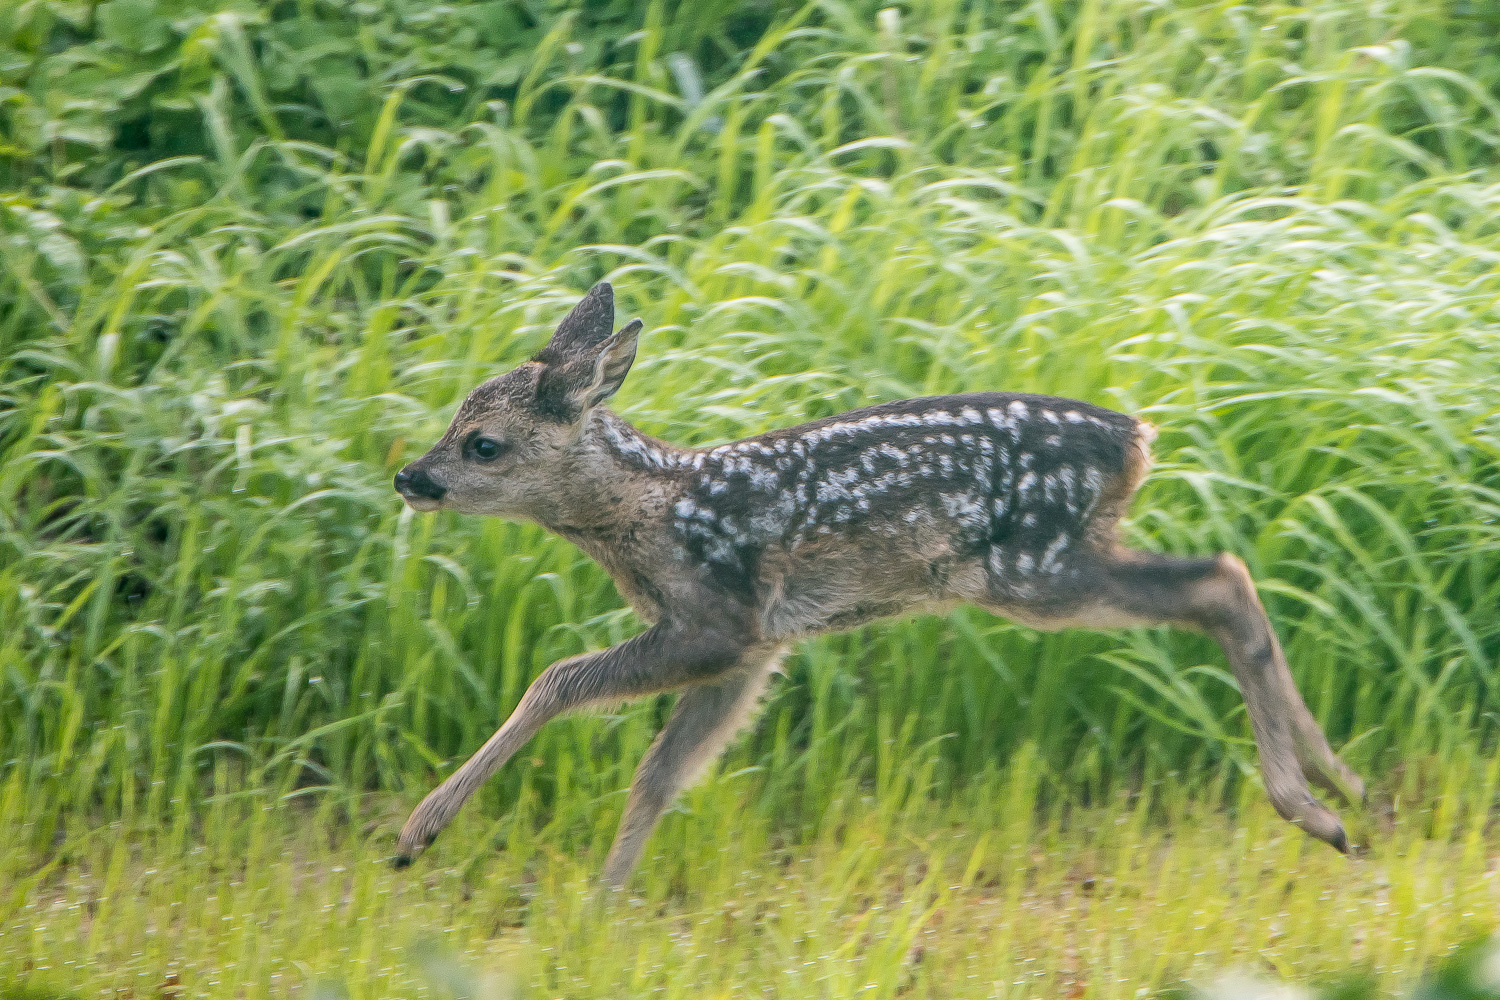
[3,750,1496,1000]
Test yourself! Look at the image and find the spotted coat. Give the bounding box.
[593,393,1153,639]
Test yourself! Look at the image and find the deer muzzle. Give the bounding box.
[394,465,447,509]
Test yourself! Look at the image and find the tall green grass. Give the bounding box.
[1,0,1496,887]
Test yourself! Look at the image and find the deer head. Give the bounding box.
[393,282,643,518]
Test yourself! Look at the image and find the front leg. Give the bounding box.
[601,644,784,887]
[394,619,747,867]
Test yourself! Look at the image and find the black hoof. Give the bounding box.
[393,853,414,870]
[1328,827,1350,855]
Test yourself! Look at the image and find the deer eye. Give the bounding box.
[468,436,507,462]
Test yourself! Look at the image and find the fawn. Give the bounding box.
[392,282,1363,884]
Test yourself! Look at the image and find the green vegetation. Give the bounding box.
[4,768,1498,998]
[1,0,1497,995]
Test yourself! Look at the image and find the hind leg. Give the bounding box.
[1090,549,1362,851]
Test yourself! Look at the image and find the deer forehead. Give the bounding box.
[453,365,544,423]
[433,366,549,448]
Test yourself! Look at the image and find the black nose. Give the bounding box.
[394,466,447,502]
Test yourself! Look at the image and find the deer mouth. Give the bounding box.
[394,466,448,511]
[399,494,444,513]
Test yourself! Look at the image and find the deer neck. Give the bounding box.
[529,408,689,542]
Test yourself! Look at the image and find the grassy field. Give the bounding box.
[2,0,1499,995]
[3,764,1498,999]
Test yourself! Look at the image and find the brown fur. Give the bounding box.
[391,283,1363,885]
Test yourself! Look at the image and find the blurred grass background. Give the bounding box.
[1,0,1498,995]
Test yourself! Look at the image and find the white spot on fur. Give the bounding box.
[941,493,985,525]
[880,442,910,467]
[749,465,780,491]
[1057,466,1077,512]
[1040,534,1070,573]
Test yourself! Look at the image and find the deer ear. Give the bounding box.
[541,282,614,359]
[587,319,642,404]
[535,319,642,422]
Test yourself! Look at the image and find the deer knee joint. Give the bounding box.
[1213,553,1255,592]
[1181,553,1261,633]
